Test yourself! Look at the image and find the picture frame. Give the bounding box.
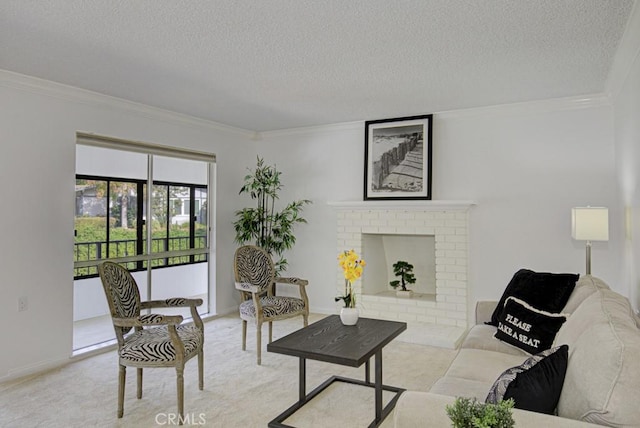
[364,114,433,200]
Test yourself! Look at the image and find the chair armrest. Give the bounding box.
[275,277,310,309]
[141,298,204,331]
[475,300,499,325]
[275,277,309,287]
[113,314,184,327]
[235,282,261,293]
[140,298,203,310]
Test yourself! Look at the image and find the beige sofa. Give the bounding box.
[393,275,640,427]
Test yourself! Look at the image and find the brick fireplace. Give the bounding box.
[330,200,475,348]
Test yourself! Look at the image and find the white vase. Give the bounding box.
[340,307,359,325]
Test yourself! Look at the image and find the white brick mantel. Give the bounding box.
[327,200,476,211]
[330,200,476,348]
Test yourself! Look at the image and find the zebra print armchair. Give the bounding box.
[98,261,204,424]
[233,245,309,365]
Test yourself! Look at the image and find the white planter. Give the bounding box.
[340,307,359,325]
[396,290,414,298]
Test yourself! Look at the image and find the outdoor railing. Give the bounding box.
[74,236,207,278]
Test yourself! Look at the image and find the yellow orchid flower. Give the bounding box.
[336,249,366,308]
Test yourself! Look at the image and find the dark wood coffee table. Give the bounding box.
[266,315,407,427]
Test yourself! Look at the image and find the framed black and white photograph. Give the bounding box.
[364,114,433,200]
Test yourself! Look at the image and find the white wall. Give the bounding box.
[253,125,366,313]
[610,2,640,311]
[0,72,253,381]
[261,97,622,316]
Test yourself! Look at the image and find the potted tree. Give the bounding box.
[233,156,311,275]
[389,260,416,298]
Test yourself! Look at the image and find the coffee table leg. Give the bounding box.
[365,359,370,384]
[299,357,306,402]
[375,350,382,421]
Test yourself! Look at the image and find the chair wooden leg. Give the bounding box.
[256,321,262,365]
[137,368,143,399]
[241,320,247,351]
[198,349,204,390]
[269,321,273,343]
[118,364,126,418]
[303,313,309,327]
[176,367,184,425]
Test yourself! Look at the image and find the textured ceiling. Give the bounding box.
[0,1,634,132]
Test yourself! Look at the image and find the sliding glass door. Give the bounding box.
[73,138,215,352]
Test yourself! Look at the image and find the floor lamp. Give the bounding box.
[571,207,609,275]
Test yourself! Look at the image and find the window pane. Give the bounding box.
[108,181,139,271]
[142,183,148,255]
[194,187,208,262]
[150,184,169,267]
[150,260,209,317]
[169,185,190,265]
[74,179,107,277]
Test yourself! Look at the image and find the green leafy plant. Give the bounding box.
[233,156,311,274]
[389,260,416,291]
[445,397,515,428]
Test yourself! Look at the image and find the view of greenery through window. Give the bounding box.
[74,176,208,278]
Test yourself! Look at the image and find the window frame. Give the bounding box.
[74,174,208,279]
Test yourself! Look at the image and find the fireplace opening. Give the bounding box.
[362,233,436,297]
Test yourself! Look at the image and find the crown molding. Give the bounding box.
[260,120,363,138]
[435,93,611,121]
[0,70,256,138]
[1,69,613,140]
[262,94,611,139]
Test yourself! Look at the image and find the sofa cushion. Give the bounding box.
[486,345,568,415]
[556,289,640,426]
[489,269,578,327]
[494,297,568,354]
[443,348,527,385]
[430,376,495,401]
[461,324,529,356]
[561,275,609,314]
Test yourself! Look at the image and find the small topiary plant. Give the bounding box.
[389,260,416,291]
[445,397,515,428]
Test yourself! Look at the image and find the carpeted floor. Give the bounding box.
[0,314,457,427]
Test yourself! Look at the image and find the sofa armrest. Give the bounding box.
[475,300,498,325]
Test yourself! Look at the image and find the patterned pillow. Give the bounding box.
[486,344,568,414]
[494,296,568,354]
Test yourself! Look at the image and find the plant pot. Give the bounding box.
[396,290,414,298]
[340,307,359,325]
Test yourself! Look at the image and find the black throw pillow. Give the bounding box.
[494,297,567,354]
[488,269,578,327]
[486,344,569,415]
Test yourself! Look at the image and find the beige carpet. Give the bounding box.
[0,314,457,427]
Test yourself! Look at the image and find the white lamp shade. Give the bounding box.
[572,207,609,241]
